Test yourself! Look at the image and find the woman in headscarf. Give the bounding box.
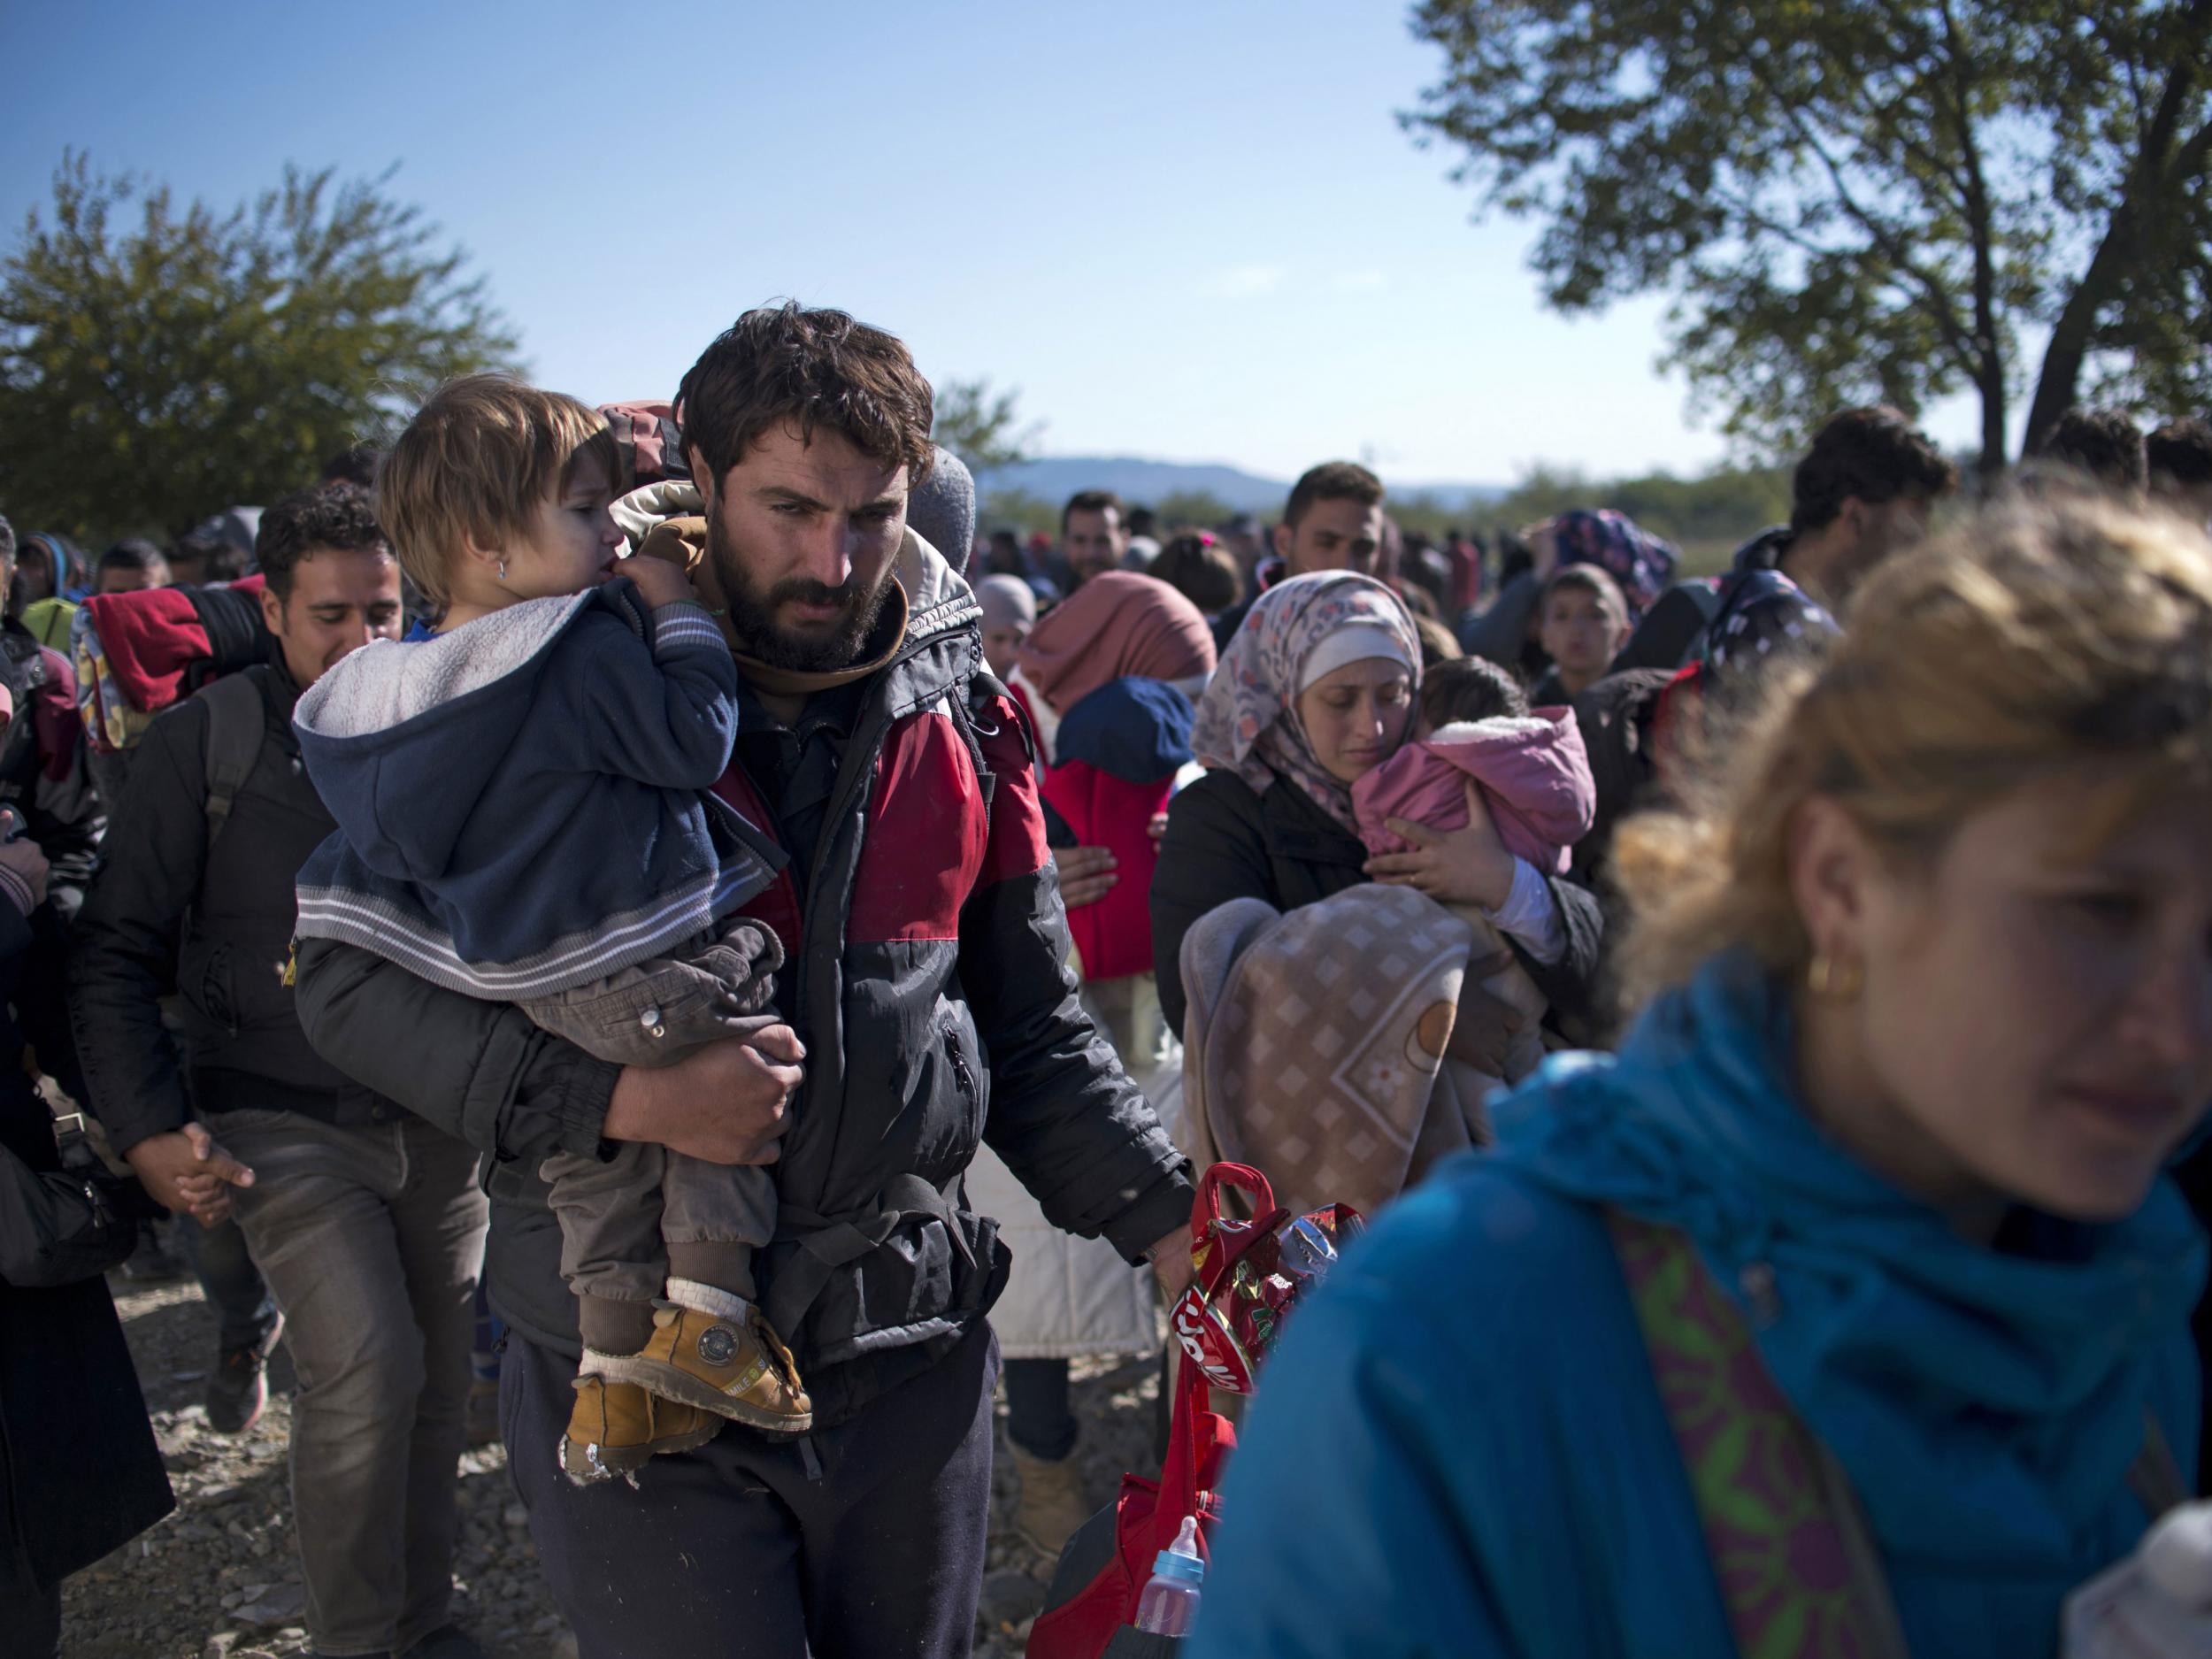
[1152,572,1604,1043]
[1010,570,1217,1062]
[972,569,1216,1563]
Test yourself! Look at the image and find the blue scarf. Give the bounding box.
[1489,951,2205,1575]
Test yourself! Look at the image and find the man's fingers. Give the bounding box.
[744,1025,806,1064]
[181,1124,256,1187]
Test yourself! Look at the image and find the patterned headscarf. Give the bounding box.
[1548,509,1682,622]
[1193,572,1423,832]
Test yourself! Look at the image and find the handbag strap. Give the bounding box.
[1609,1212,1910,1659]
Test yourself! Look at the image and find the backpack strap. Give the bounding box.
[196,672,266,848]
[1608,1211,1912,1659]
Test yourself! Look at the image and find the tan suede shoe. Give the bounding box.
[558,1374,722,1486]
[590,1286,812,1434]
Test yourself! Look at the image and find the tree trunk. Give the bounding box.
[2023,0,2210,457]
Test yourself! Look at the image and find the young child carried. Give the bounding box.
[291,375,810,1486]
[1350,657,1596,1087]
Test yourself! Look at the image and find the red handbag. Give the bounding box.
[1025,1164,1362,1659]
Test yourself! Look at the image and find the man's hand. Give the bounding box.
[1149,1225,1195,1303]
[1056,845,1119,909]
[622,555,697,610]
[1147,811,1169,846]
[603,1026,806,1165]
[124,1123,256,1227]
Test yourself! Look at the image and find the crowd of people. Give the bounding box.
[0,297,2208,1659]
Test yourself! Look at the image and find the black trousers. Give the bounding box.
[0,1547,61,1657]
[502,1321,998,1658]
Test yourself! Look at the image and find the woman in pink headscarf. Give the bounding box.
[1008,572,1218,1032]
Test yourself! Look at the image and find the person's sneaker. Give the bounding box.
[589,1281,812,1433]
[119,1221,186,1282]
[401,1624,487,1659]
[560,1375,722,1485]
[1010,1441,1094,1562]
[205,1314,285,1435]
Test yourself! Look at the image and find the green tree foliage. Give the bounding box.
[979,488,1061,539]
[1152,489,1238,530]
[1402,1,2212,467]
[0,152,518,541]
[932,377,1043,472]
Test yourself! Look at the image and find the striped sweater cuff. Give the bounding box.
[650,602,726,657]
[0,863,35,918]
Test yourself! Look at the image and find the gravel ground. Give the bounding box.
[62,1256,1163,1657]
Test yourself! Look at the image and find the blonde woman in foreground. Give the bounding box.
[1190,492,2212,1659]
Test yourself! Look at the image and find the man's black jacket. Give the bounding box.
[69,661,403,1155]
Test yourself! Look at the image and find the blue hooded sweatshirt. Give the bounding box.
[1188,951,2205,1658]
[293,580,778,999]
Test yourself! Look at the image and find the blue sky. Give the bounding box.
[3,0,1978,487]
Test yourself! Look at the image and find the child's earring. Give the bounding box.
[497,558,508,582]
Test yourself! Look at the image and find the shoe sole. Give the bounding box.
[206,1369,268,1436]
[588,1352,814,1434]
[558,1415,724,1486]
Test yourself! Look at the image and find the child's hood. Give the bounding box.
[292,590,597,884]
[1423,710,1597,848]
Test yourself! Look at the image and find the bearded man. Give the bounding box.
[295,303,1196,1659]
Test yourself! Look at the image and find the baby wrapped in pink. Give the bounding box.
[1351,710,1595,1084]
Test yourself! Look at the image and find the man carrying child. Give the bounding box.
[294,304,1197,1658]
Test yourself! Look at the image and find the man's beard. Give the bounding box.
[708,519,899,673]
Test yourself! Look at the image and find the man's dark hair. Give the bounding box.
[1126,504,1157,538]
[98,538,169,581]
[1061,489,1124,533]
[1284,461,1384,530]
[173,526,250,585]
[1421,655,1528,729]
[2147,418,2212,488]
[0,514,13,571]
[1790,406,1957,534]
[321,443,384,488]
[256,482,388,601]
[2041,407,2147,493]
[1151,532,1242,613]
[676,301,935,489]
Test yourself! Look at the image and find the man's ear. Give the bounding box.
[688,445,718,516]
[1271,520,1294,563]
[258,583,286,638]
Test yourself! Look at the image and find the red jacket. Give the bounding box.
[1017,676,1196,984]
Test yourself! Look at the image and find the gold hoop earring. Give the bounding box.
[1807,953,1863,1000]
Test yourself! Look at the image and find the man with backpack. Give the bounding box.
[1615,405,1956,683]
[67,483,491,1659]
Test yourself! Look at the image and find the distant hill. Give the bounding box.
[972,455,1506,518]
